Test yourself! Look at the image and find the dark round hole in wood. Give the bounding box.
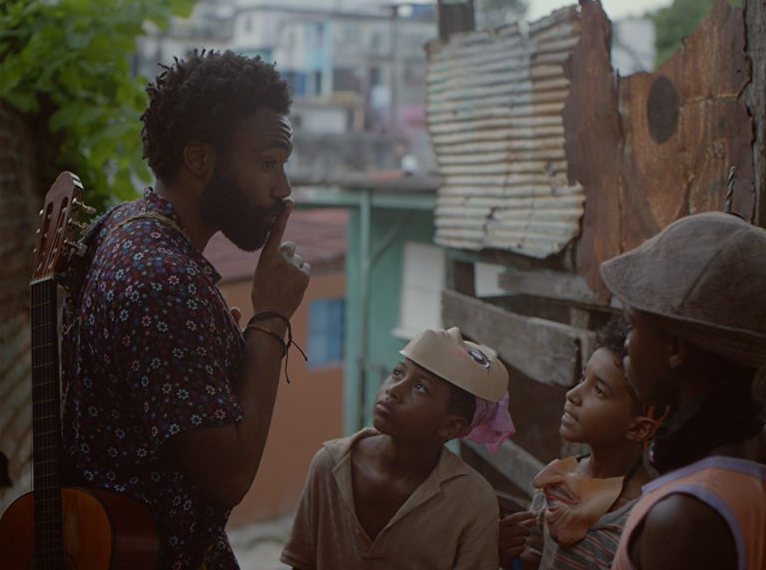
[647,75,679,144]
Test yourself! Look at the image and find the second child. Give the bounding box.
[500,320,658,570]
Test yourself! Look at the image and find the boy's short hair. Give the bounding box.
[594,318,630,365]
[140,49,292,185]
[594,318,642,415]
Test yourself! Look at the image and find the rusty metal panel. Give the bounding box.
[426,7,586,257]
[618,0,754,252]
[563,0,624,301]
[564,0,752,300]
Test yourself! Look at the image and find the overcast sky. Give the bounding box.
[526,0,672,20]
[331,0,674,21]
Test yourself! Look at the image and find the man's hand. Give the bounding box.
[251,200,311,319]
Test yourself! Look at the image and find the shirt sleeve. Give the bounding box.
[280,448,325,569]
[453,478,501,570]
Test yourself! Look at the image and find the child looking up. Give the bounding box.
[280,327,514,570]
[500,319,657,570]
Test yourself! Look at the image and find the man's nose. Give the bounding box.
[275,169,292,199]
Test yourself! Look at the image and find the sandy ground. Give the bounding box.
[228,513,294,570]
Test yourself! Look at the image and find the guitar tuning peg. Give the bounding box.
[64,239,87,257]
[39,209,44,216]
[72,198,96,215]
[36,228,41,234]
[68,219,87,230]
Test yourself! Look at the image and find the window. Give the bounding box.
[308,299,345,368]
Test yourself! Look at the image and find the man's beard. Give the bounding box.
[200,162,284,252]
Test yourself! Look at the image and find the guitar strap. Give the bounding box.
[62,204,186,320]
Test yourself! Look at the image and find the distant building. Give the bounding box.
[135,0,438,177]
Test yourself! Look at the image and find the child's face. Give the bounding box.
[559,348,637,446]
[373,359,456,442]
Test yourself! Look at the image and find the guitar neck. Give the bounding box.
[30,277,64,569]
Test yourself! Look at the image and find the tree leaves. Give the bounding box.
[0,0,198,205]
[649,0,743,67]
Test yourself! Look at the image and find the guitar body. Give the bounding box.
[0,486,159,570]
[0,172,160,569]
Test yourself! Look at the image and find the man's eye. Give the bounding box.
[594,386,606,397]
[264,160,277,170]
[414,383,427,393]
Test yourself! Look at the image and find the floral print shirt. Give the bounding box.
[62,189,245,570]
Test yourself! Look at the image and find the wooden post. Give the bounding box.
[744,0,766,227]
[436,0,475,42]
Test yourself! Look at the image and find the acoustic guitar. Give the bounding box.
[0,172,159,569]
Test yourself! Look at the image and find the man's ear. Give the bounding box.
[183,142,216,181]
[439,415,469,442]
[626,416,657,443]
[668,336,689,370]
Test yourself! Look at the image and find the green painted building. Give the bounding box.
[294,177,440,433]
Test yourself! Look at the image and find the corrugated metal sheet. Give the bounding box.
[426,6,585,257]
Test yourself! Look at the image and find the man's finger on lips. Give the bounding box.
[264,199,293,251]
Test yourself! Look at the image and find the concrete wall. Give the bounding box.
[0,101,42,514]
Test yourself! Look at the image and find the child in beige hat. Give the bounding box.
[280,327,513,569]
[600,212,766,570]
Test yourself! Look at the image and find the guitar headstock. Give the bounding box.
[31,172,94,282]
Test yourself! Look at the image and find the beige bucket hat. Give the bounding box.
[400,327,509,402]
[600,212,766,367]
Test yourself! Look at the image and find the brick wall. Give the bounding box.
[0,100,42,514]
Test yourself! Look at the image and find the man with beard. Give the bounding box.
[601,212,766,570]
[60,50,310,569]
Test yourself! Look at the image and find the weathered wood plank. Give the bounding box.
[744,0,766,227]
[497,268,600,305]
[463,439,545,497]
[441,289,585,386]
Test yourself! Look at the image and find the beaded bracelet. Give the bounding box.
[245,311,308,383]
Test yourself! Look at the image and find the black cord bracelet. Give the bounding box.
[245,311,308,383]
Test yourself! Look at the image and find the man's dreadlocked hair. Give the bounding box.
[140,49,291,185]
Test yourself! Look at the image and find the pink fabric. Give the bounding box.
[461,392,515,454]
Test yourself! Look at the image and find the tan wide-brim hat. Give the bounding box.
[600,212,766,367]
[400,327,509,402]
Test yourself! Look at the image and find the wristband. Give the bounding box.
[245,311,308,383]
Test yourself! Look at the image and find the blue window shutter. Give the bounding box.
[308,299,345,368]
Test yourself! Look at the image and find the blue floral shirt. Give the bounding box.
[62,189,245,569]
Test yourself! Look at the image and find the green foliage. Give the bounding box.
[649,0,742,67]
[0,0,196,205]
